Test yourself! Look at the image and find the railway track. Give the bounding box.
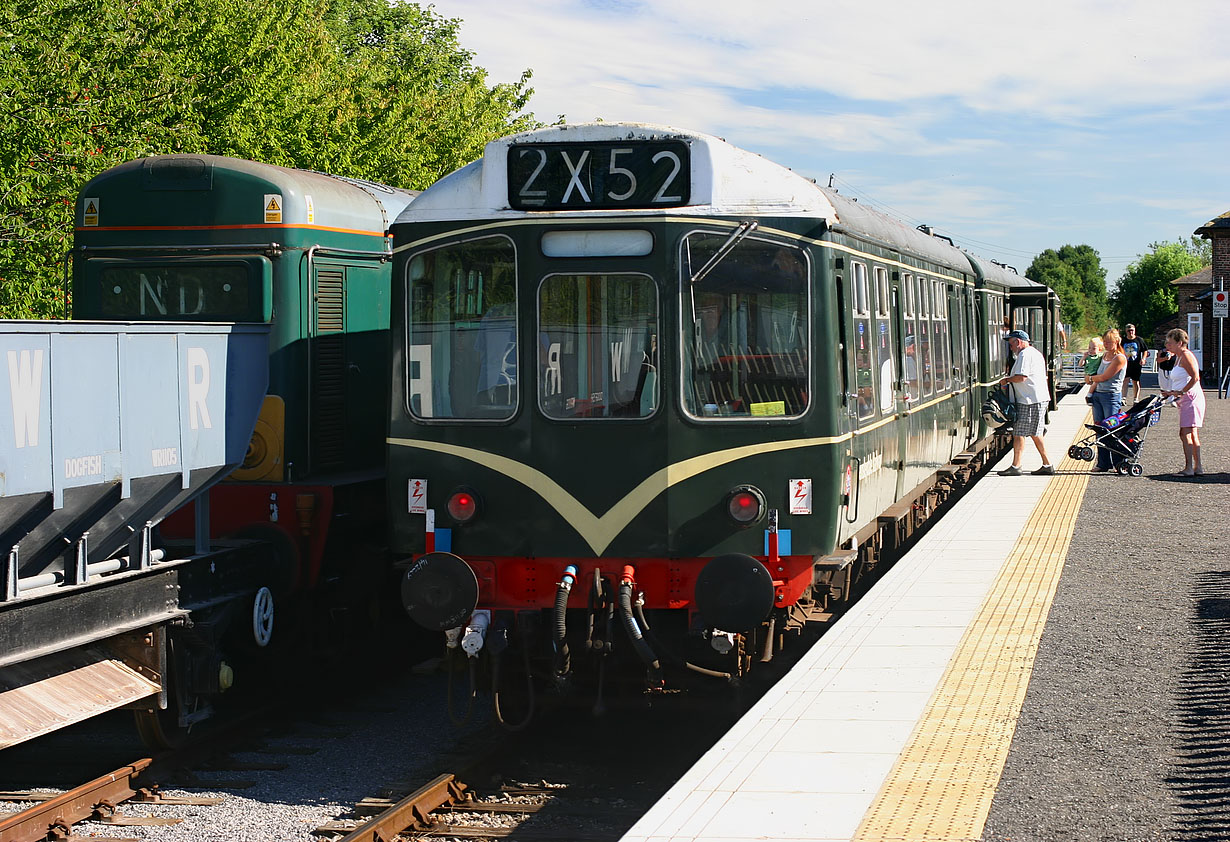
[316,703,729,842]
[0,440,1008,842]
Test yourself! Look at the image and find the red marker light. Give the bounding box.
[447,490,478,523]
[727,486,766,525]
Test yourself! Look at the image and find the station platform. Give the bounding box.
[624,383,1228,842]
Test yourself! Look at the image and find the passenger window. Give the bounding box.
[917,275,933,396]
[902,273,919,403]
[873,267,894,413]
[406,236,517,420]
[933,280,950,392]
[538,273,658,419]
[851,262,874,419]
[682,233,809,419]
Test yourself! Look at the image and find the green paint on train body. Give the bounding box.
[384,123,1059,584]
[385,212,1034,565]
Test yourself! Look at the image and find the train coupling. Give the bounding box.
[709,630,737,654]
[460,610,492,657]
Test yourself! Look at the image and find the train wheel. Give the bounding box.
[134,702,188,749]
[250,586,276,649]
[134,639,190,749]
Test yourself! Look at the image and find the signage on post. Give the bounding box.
[1214,289,1228,318]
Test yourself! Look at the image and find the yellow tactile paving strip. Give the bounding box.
[853,419,1093,842]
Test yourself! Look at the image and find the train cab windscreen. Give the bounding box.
[406,236,518,420]
[538,273,659,419]
[681,234,809,418]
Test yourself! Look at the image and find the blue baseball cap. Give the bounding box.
[1006,329,1030,342]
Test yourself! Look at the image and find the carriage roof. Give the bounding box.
[396,122,1026,283]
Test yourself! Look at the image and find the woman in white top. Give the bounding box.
[1160,328,1205,476]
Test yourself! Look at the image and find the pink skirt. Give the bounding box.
[1178,388,1206,427]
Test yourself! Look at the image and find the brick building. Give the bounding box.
[1150,212,1230,388]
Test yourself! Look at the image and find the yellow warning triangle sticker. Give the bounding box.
[85,200,97,215]
[266,197,281,212]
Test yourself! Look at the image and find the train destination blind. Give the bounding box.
[508,140,690,210]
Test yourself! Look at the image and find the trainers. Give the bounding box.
[1032,465,1056,475]
[998,466,1023,476]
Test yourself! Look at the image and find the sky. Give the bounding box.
[427,0,1230,286]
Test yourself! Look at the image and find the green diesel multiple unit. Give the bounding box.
[386,123,1060,713]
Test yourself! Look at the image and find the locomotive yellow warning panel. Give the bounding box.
[83,197,99,226]
[264,194,282,224]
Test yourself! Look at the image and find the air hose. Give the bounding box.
[633,594,734,682]
[552,565,577,677]
[490,623,535,731]
[618,567,663,687]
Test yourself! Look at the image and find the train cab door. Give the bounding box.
[948,283,975,448]
[834,258,867,546]
[310,262,387,474]
[890,273,911,500]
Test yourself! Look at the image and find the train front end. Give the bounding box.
[388,124,849,710]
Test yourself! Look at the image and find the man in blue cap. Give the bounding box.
[996,329,1055,476]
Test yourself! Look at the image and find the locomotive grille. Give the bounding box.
[312,270,345,469]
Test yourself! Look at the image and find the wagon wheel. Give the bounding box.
[134,638,190,749]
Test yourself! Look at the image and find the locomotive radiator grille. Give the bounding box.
[312,270,346,469]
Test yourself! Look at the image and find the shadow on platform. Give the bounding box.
[1170,569,1230,840]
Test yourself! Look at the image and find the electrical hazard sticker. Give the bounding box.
[789,478,812,515]
[264,194,283,224]
[408,478,427,514]
[83,197,99,227]
[305,194,314,224]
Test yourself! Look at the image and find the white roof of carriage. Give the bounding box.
[397,122,1004,276]
[397,122,839,223]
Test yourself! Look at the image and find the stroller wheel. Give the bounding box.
[1080,446,1094,461]
[1067,445,1080,460]
[1115,464,1128,475]
[1129,464,1144,477]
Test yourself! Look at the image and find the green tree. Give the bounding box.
[0,0,538,319]
[1025,244,1108,334]
[1109,238,1210,333]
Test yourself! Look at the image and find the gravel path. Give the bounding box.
[983,386,1230,842]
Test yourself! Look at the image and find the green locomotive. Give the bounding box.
[68,155,416,739]
[387,124,1059,714]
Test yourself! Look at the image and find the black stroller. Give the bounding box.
[1067,394,1164,477]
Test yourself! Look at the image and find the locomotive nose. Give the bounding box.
[401,551,479,631]
[694,553,775,632]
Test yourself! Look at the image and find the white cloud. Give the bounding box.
[427,0,1230,277]
[437,0,1230,125]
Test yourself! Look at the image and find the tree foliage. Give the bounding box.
[0,0,539,318]
[1025,244,1108,335]
[1109,238,1211,334]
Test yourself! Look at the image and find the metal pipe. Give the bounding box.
[16,549,167,593]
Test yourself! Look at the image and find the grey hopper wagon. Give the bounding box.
[0,320,268,749]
